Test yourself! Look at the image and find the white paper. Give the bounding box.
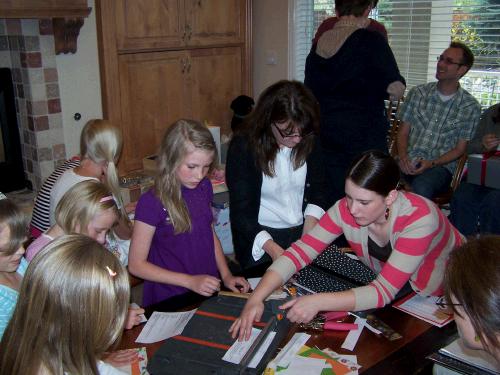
[275,332,311,368]
[222,327,276,368]
[440,338,500,374]
[341,317,366,351]
[135,309,196,344]
[394,294,453,327]
[247,278,261,290]
[130,302,148,323]
[281,356,327,375]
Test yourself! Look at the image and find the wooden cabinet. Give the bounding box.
[97,0,251,173]
[115,0,246,51]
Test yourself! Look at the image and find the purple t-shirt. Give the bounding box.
[134,178,218,306]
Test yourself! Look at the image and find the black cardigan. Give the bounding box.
[226,135,330,270]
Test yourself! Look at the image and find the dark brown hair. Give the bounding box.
[449,41,474,74]
[346,150,400,197]
[335,0,372,17]
[244,80,319,177]
[0,199,28,256]
[444,236,500,355]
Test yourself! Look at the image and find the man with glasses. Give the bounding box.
[396,41,481,200]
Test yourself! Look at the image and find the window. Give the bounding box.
[291,0,500,108]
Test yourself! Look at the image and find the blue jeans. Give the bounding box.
[449,182,500,236]
[402,166,452,200]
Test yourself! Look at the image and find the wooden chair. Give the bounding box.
[386,99,402,157]
[432,153,468,208]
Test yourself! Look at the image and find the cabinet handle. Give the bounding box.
[181,58,186,73]
[186,24,192,41]
[187,59,191,73]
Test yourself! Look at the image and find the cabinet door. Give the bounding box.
[115,0,185,51]
[187,47,243,135]
[184,0,246,46]
[118,50,188,171]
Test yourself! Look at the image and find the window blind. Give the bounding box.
[291,0,500,108]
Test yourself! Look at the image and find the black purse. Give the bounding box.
[293,244,376,293]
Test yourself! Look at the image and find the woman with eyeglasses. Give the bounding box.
[435,236,500,372]
[230,150,465,341]
[226,80,329,277]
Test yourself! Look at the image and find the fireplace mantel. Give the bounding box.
[0,0,90,54]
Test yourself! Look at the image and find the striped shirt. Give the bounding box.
[0,257,27,338]
[29,158,80,237]
[269,192,464,310]
[397,82,480,174]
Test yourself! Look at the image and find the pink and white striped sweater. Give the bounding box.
[269,192,464,310]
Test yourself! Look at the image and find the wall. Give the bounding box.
[56,0,102,157]
[252,0,290,99]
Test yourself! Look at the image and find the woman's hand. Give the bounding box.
[482,133,500,152]
[102,349,139,367]
[223,275,251,293]
[188,274,221,296]
[125,305,145,330]
[280,295,323,324]
[229,298,265,341]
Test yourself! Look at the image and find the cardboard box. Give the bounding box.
[142,154,158,174]
[467,153,500,189]
[119,171,155,205]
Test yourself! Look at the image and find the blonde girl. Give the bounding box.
[129,119,250,306]
[0,197,28,338]
[49,119,131,241]
[26,180,122,262]
[0,235,130,375]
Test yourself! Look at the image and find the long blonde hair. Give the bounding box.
[155,119,217,233]
[80,119,126,218]
[55,180,119,235]
[0,235,130,375]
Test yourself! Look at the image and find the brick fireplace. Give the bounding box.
[0,18,65,191]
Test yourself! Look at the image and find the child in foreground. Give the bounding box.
[129,119,250,306]
[0,235,131,375]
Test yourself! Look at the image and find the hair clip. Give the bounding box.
[0,192,6,200]
[106,266,117,277]
[100,196,114,203]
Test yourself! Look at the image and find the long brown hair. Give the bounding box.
[444,236,500,356]
[244,80,319,177]
[0,235,130,375]
[155,119,217,233]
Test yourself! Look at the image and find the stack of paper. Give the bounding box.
[393,293,454,327]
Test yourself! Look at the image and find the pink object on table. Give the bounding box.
[323,322,359,331]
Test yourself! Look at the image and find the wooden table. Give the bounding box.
[118,292,457,374]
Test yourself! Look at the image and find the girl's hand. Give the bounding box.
[280,295,322,324]
[188,274,221,296]
[125,305,146,330]
[222,275,251,293]
[102,349,139,366]
[229,299,264,341]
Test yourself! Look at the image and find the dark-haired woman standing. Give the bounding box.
[230,150,464,340]
[226,80,329,278]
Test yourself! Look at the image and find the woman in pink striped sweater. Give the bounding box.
[230,150,464,340]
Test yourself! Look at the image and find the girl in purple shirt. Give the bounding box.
[129,119,250,306]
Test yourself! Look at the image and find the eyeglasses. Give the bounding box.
[437,55,463,66]
[273,123,312,139]
[435,296,463,310]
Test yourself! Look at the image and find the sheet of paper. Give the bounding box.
[130,302,147,323]
[135,309,196,344]
[281,356,327,375]
[275,332,311,368]
[247,278,261,290]
[393,294,454,327]
[341,317,366,351]
[222,327,276,368]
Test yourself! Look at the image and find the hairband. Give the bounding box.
[100,196,114,203]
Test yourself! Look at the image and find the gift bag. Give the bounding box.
[294,244,376,293]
